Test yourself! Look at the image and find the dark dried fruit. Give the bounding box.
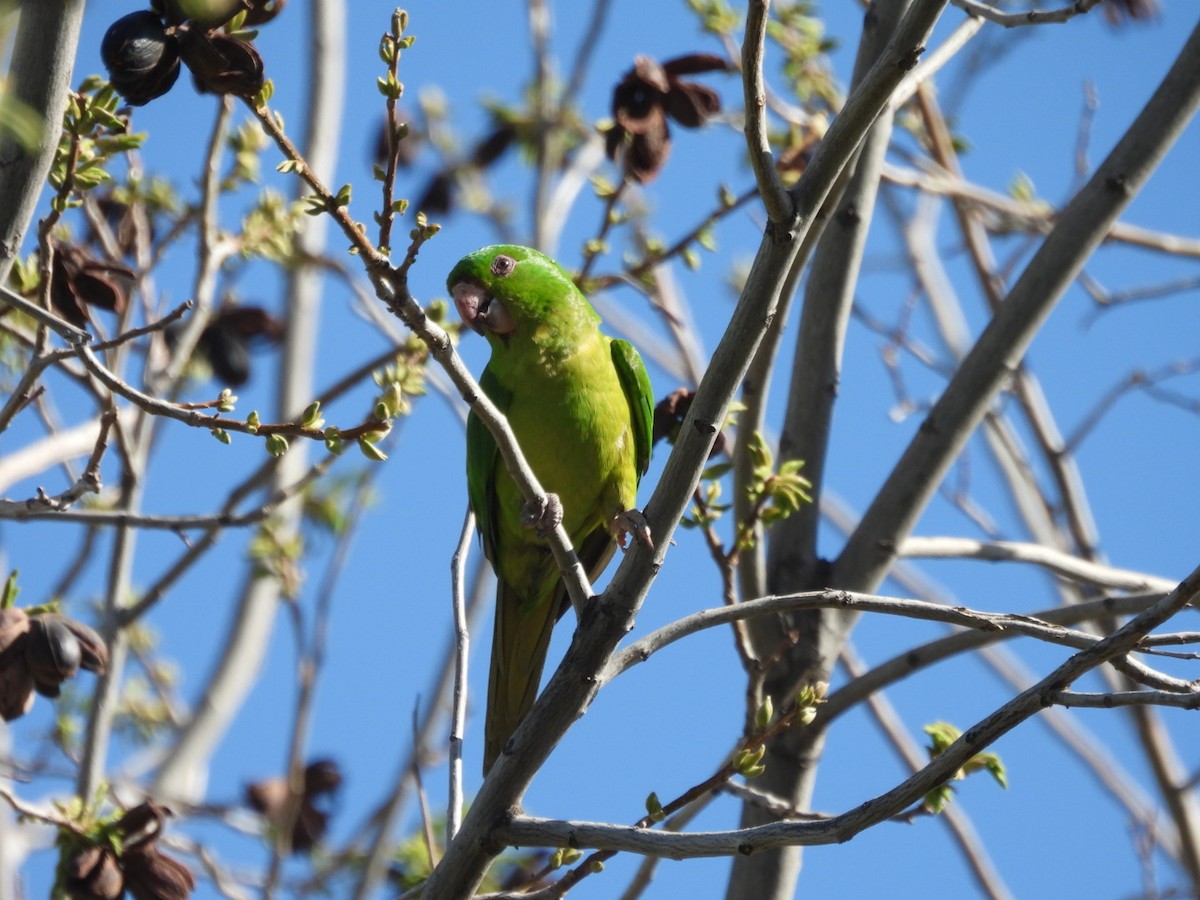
[303,758,343,796]
[64,845,125,900]
[416,172,453,215]
[180,28,265,97]
[0,608,34,721]
[25,614,83,690]
[0,607,30,656]
[101,11,182,106]
[49,242,135,329]
[193,305,283,386]
[199,325,250,385]
[122,844,196,900]
[0,610,106,718]
[118,804,195,900]
[245,758,343,854]
[606,53,726,183]
[0,653,35,721]
[1104,0,1159,23]
[210,305,285,341]
[470,125,517,169]
[61,616,109,674]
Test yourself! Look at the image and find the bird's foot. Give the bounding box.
[522,493,564,537]
[613,508,653,551]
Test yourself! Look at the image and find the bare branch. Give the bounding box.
[899,536,1178,593]
[447,509,474,844]
[742,0,792,222]
[950,0,1103,28]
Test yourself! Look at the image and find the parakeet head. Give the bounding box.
[447,245,600,349]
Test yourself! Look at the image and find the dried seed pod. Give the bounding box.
[49,242,135,329]
[58,616,109,674]
[115,802,195,899]
[606,52,725,183]
[64,844,125,900]
[303,758,343,796]
[101,11,182,106]
[244,775,287,819]
[180,27,264,97]
[470,125,517,169]
[122,844,195,900]
[0,655,35,721]
[245,758,342,854]
[24,614,83,688]
[197,322,251,386]
[0,607,30,656]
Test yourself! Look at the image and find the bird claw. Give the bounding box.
[522,493,564,537]
[613,508,653,551]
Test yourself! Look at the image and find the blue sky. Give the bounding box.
[5,1,1200,897]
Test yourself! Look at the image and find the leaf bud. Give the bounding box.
[754,696,774,730]
[645,791,666,822]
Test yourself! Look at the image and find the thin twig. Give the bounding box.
[950,0,1103,28]
[447,508,474,843]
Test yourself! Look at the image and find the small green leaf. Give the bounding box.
[358,437,387,462]
[254,78,275,107]
[1,571,19,608]
[300,400,323,429]
[645,791,666,823]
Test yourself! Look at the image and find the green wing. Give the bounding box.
[611,338,654,481]
[466,367,510,562]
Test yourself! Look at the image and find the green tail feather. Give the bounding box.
[481,528,616,774]
[483,578,561,774]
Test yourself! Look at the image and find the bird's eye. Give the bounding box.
[491,255,516,277]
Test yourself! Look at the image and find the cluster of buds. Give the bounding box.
[244,758,342,853]
[63,803,194,900]
[0,608,107,721]
[101,1,283,107]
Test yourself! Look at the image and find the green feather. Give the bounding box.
[450,244,654,773]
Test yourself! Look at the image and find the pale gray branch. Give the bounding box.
[950,0,1102,27]
[742,0,792,222]
[900,536,1177,593]
[1055,690,1200,710]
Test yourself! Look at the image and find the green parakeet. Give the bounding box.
[449,244,654,774]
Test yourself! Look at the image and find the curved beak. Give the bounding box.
[452,282,486,333]
[451,282,514,335]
